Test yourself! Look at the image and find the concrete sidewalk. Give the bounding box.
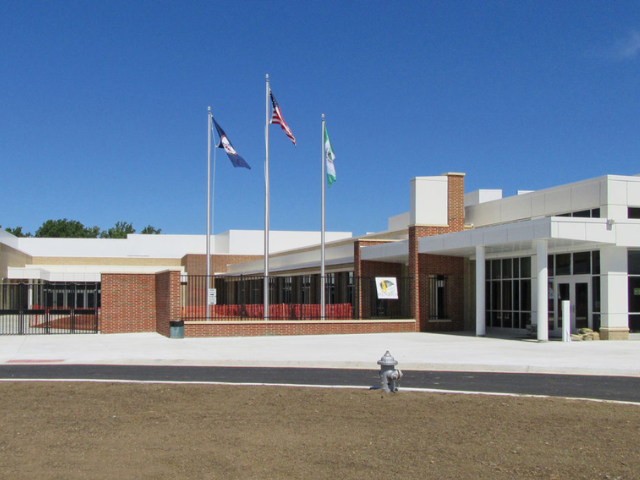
[1,332,640,377]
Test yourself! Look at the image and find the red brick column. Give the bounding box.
[156,270,181,337]
[409,226,429,331]
[101,274,156,334]
[446,173,465,232]
[409,173,466,331]
[353,241,363,319]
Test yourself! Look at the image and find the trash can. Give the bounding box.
[169,320,184,339]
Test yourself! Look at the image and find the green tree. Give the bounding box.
[100,221,135,239]
[141,225,162,235]
[35,219,101,238]
[4,226,32,237]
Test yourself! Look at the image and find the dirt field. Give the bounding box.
[1,382,639,479]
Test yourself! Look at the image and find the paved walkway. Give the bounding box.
[1,332,639,376]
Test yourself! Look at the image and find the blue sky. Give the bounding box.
[3,1,640,237]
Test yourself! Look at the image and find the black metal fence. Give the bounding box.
[0,283,100,335]
[180,274,421,321]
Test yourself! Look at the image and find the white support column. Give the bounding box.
[600,246,630,340]
[536,239,549,342]
[475,245,486,336]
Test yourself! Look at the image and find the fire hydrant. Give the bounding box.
[377,351,402,392]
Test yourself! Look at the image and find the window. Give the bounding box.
[572,210,591,218]
[347,272,355,305]
[282,277,292,304]
[555,209,600,218]
[486,256,531,329]
[325,273,335,304]
[628,278,640,313]
[491,259,501,279]
[502,259,512,279]
[302,275,311,304]
[592,251,600,275]
[629,250,640,334]
[556,254,571,276]
[629,250,640,275]
[521,257,531,278]
[629,207,640,219]
[429,275,448,319]
[573,252,591,275]
[546,251,597,277]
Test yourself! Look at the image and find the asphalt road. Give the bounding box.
[1,365,640,403]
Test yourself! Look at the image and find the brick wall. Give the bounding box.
[360,260,402,320]
[101,270,181,336]
[184,320,416,337]
[418,254,465,332]
[101,274,156,334]
[155,270,181,337]
[353,240,396,319]
[408,173,466,332]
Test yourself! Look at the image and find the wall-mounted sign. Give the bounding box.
[375,277,398,300]
[208,288,217,305]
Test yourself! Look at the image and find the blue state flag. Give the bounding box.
[211,116,251,170]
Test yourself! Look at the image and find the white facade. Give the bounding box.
[362,174,640,339]
[1,229,352,282]
[438,175,640,339]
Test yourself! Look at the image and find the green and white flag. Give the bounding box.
[324,124,336,186]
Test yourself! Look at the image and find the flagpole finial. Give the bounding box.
[322,113,325,120]
[266,74,269,80]
[207,106,211,112]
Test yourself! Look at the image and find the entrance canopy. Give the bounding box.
[361,217,634,263]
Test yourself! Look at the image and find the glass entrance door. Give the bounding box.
[554,277,591,336]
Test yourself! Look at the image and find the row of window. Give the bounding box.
[557,208,601,218]
[548,251,600,276]
[554,207,640,219]
[0,283,101,310]
[486,251,599,330]
[486,257,531,280]
[486,251,600,280]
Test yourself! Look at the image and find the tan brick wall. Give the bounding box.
[182,254,263,275]
[599,327,630,340]
[0,243,32,282]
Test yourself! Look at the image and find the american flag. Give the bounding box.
[269,90,296,146]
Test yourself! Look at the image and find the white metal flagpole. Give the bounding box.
[264,75,270,321]
[321,114,326,320]
[206,107,212,321]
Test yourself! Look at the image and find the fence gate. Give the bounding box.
[0,283,100,335]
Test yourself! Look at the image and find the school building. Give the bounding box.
[2,171,640,339]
